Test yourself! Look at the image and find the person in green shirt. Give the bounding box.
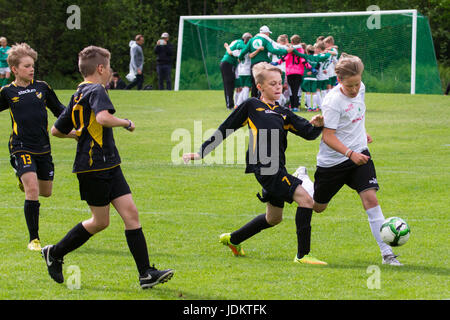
[238,26,293,97]
[220,38,242,109]
[0,37,11,87]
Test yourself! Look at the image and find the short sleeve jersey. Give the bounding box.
[326,47,338,77]
[0,80,65,154]
[0,46,11,68]
[54,81,121,173]
[317,82,368,168]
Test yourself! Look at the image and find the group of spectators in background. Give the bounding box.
[109,32,174,91]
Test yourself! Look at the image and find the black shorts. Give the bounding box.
[77,166,131,206]
[10,152,55,181]
[313,150,379,204]
[254,167,302,208]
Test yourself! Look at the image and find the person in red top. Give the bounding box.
[280,35,309,112]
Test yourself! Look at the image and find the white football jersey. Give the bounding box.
[317,82,368,167]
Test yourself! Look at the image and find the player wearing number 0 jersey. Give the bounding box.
[43,45,174,288]
[0,43,66,251]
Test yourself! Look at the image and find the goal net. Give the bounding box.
[175,10,441,94]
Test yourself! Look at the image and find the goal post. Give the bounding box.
[174,10,441,95]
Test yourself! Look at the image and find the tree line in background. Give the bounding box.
[0,0,448,89]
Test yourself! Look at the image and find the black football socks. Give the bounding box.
[51,222,92,259]
[24,200,40,241]
[125,228,151,276]
[230,213,273,245]
[296,207,313,259]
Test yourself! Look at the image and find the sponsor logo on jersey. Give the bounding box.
[18,88,36,95]
[11,96,19,103]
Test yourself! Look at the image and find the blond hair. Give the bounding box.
[252,62,282,85]
[290,34,301,45]
[324,36,334,45]
[306,44,315,54]
[335,53,364,79]
[78,45,111,77]
[7,43,38,68]
[277,35,288,44]
[0,37,7,43]
[314,41,325,51]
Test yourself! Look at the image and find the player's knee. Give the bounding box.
[40,190,52,197]
[313,203,327,213]
[360,189,379,209]
[25,186,39,199]
[295,195,314,209]
[266,215,282,226]
[94,219,110,232]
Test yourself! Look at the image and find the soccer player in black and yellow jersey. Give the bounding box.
[183,62,327,265]
[0,43,67,251]
[42,46,174,289]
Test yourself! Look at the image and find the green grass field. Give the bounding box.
[0,90,448,300]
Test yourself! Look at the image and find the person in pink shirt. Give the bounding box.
[280,35,310,112]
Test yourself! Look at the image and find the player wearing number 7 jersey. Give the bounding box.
[0,43,67,251]
[183,62,326,265]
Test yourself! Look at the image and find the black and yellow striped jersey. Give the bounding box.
[54,81,121,174]
[200,98,323,174]
[0,80,65,155]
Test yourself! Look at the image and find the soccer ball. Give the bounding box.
[380,217,411,247]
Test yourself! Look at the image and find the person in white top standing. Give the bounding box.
[294,53,403,266]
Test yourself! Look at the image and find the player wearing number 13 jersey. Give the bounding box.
[0,43,66,251]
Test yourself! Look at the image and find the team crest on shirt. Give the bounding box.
[345,103,355,112]
[36,92,42,99]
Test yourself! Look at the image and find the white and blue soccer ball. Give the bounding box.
[380,217,411,247]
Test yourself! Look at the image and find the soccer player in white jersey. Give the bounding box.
[269,35,289,107]
[294,53,403,266]
[314,41,329,107]
[324,36,338,91]
[224,33,253,107]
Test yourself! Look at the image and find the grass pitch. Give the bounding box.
[0,90,448,300]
